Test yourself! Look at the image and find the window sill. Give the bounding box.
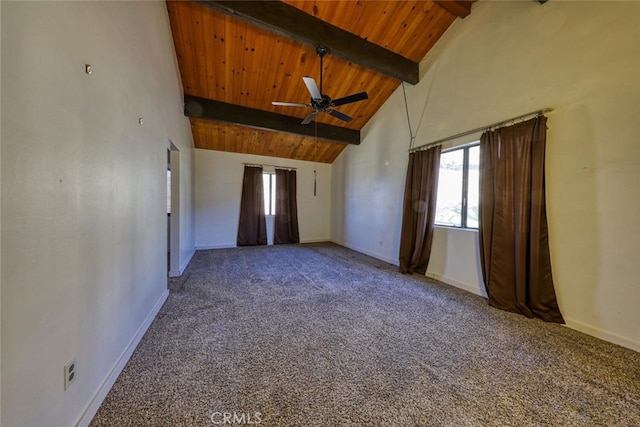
[435,225,478,232]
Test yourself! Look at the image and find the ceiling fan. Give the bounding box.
[272,45,369,125]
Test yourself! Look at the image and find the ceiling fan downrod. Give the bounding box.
[316,45,328,94]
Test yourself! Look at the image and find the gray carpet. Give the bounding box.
[91,243,640,426]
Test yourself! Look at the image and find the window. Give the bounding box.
[263,172,276,215]
[435,143,479,228]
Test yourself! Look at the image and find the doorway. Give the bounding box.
[167,140,180,277]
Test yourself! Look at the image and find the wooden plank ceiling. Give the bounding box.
[167,1,474,163]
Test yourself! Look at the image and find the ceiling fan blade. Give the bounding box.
[328,109,353,122]
[301,111,319,125]
[272,101,310,108]
[331,91,368,107]
[302,77,322,100]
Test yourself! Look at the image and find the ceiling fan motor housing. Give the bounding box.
[311,94,332,110]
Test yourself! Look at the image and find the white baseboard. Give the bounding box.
[195,243,236,250]
[195,239,331,250]
[427,276,639,353]
[329,241,488,299]
[169,248,196,277]
[425,272,488,298]
[300,238,332,244]
[563,317,640,353]
[75,289,170,427]
[425,276,638,353]
[330,239,398,266]
[179,248,195,274]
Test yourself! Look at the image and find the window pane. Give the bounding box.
[271,174,276,215]
[466,145,479,228]
[263,173,270,215]
[435,149,464,226]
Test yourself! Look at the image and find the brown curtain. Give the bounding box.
[237,165,267,246]
[399,146,442,274]
[479,116,564,323]
[274,168,300,244]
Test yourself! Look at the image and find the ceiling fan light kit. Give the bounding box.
[272,45,369,125]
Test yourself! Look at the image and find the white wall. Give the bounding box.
[1,2,195,426]
[0,2,3,421]
[331,92,409,264]
[195,149,331,248]
[428,227,486,298]
[332,1,640,352]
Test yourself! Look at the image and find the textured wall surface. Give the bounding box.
[332,1,640,351]
[1,1,195,425]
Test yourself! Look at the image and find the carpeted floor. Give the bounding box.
[90,243,640,426]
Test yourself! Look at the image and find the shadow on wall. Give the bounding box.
[545,106,600,330]
[472,230,488,299]
[332,149,350,243]
[427,226,486,297]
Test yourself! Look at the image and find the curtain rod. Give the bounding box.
[408,108,553,153]
[243,163,297,171]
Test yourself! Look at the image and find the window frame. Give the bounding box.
[435,142,480,230]
[262,171,276,216]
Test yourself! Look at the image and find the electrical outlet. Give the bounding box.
[64,358,77,391]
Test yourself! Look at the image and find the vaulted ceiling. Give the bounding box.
[167,1,475,163]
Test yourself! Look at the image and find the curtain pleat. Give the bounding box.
[274,168,300,244]
[237,166,267,246]
[399,146,442,275]
[479,116,564,323]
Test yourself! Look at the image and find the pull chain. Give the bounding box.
[314,120,318,197]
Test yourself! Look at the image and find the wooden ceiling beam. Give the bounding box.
[184,95,360,145]
[195,0,419,84]
[434,1,474,19]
